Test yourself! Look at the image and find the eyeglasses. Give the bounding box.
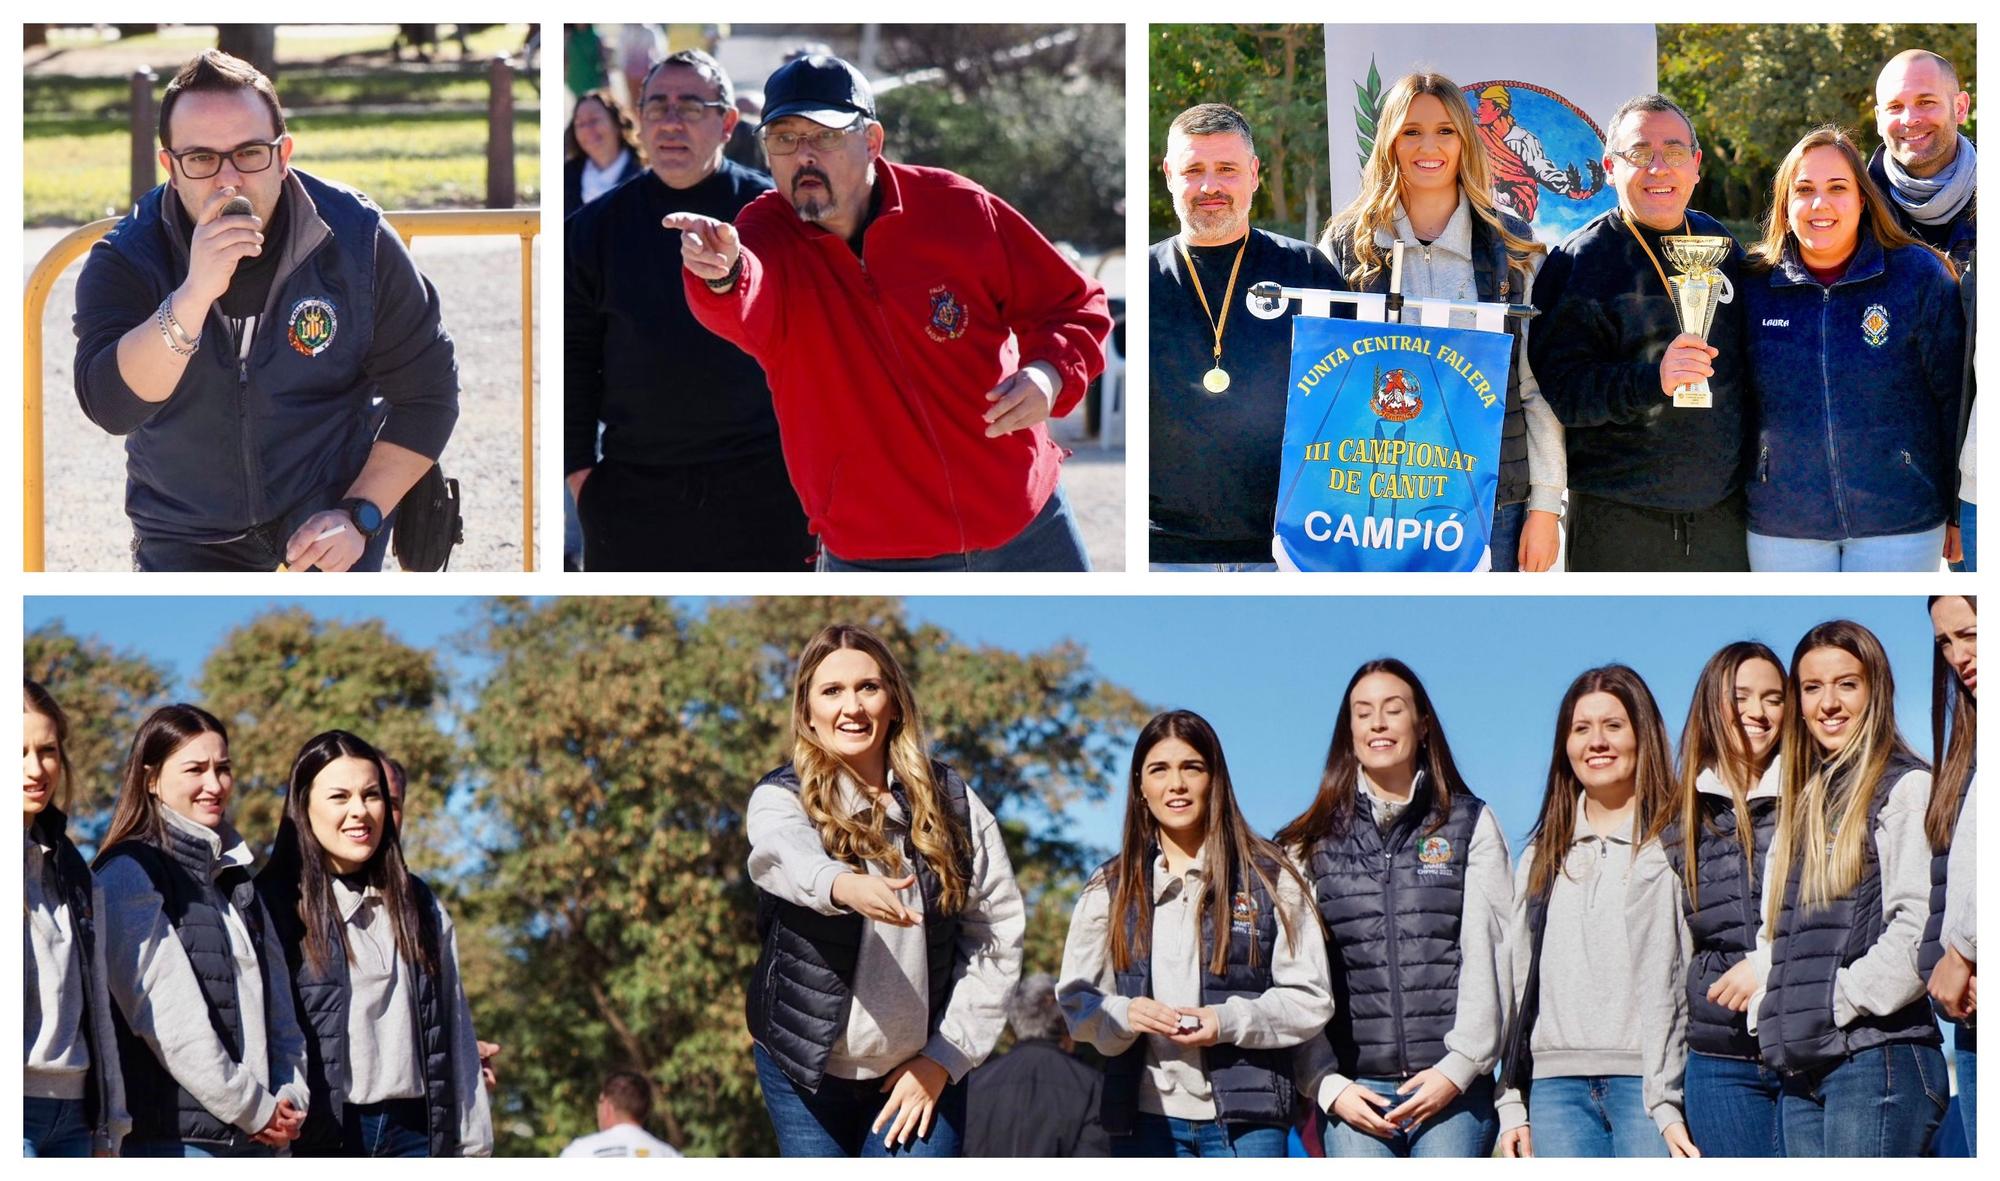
[1610,143,1695,170]
[642,97,729,124]
[168,138,285,180]
[761,125,861,156]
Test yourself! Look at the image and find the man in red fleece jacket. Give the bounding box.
[663,54,1110,570]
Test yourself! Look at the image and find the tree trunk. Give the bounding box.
[216,25,278,79]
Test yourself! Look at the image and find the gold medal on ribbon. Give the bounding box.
[1177,235,1248,396]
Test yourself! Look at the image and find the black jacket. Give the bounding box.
[1149,229,1351,563]
[564,162,786,475]
[74,169,459,542]
[1868,144,1976,273]
[964,1039,1111,1156]
[563,149,642,218]
[1529,207,1747,511]
[28,806,116,1138]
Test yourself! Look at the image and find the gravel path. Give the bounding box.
[27,226,540,572]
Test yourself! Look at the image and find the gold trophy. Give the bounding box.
[1659,235,1733,409]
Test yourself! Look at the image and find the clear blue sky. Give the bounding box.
[25,595,1942,855]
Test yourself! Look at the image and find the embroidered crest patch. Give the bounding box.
[924,285,968,342]
[287,297,338,357]
[1418,835,1454,865]
[1230,890,1258,926]
[1370,366,1423,422]
[1860,303,1890,348]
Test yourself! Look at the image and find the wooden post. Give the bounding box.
[486,55,515,209]
[130,67,157,207]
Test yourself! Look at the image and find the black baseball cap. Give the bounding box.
[762,55,876,129]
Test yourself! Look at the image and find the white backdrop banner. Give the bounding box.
[1324,24,1660,243]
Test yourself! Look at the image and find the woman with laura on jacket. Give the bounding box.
[1626,642,1788,1156]
[745,623,1025,1157]
[1742,126,1964,571]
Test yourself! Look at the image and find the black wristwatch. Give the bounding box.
[337,497,385,538]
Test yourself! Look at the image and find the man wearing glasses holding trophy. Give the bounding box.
[664,54,1111,572]
[73,50,460,572]
[1528,94,1749,572]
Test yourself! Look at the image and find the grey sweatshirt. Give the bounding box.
[1943,776,1976,960]
[1361,199,1567,516]
[745,771,1025,1082]
[1294,786,1515,1108]
[1626,761,1782,1133]
[1495,794,1646,1134]
[1745,767,1936,1033]
[1058,853,1332,1121]
[329,879,493,1154]
[24,828,132,1152]
[96,808,310,1136]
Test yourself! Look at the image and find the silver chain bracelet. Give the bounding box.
[156,296,199,357]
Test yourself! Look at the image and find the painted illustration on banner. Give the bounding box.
[1274,316,1513,572]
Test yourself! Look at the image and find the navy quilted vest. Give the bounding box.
[1307,785,1486,1078]
[746,760,973,1093]
[1660,790,1778,1059]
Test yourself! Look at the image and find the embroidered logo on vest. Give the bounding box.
[925,285,968,342]
[1417,834,1456,875]
[287,297,338,357]
[1861,303,1890,348]
[1230,890,1259,928]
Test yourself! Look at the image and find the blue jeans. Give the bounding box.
[1684,1051,1784,1157]
[1528,1075,1667,1157]
[23,1095,92,1157]
[1747,524,1947,571]
[1952,499,1976,572]
[1325,1075,1497,1157]
[1779,1041,1948,1156]
[754,1042,964,1157]
[1111,1111,1288,1157]
[1958,1043,1977,1154]
[122,1137,275,1158]
[342,1097,431,1157]
[1488,500,1525,572]
[818,487,1089,571]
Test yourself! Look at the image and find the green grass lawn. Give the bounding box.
[24,111,539,224]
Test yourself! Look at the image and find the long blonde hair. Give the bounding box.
[789,624,968,915]
[1320,72,1544,289]
[1766,621,1923,926]
[1745,126,1948,275]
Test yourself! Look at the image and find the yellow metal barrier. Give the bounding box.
[23,207,540,571]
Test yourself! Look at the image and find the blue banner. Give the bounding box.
[1273,316,1514,572]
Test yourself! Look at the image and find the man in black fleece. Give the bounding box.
[1150,103,1350,568]
[565,50,813,571]
[1529,94,1749,571]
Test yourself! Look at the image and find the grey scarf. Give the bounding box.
[1882,134,1977,226]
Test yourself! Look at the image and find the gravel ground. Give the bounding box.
[27,226,541,572]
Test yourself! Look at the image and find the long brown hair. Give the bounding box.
[1276,658,1467,853]
[1928,596,1976,853]
[94,704,230,863]
[1320,71,1544,289]
[263,730,435,977]
[1745,126,1948,274]
[789,624,968,915]
[23,680,76,813]
[564,88,641,164]
[1524,666,1675,903]
[1103,710,1306,975]
[1663,642,1785,906]
[1767,621,1923,924]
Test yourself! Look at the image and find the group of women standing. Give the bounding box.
[1322,70,1966,572]
[22,689,492,1157]
[742,607,1974,1157]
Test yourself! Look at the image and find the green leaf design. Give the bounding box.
[1354,53,1385,171]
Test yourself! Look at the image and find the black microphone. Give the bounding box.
[220,196,254,218]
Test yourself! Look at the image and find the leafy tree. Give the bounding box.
[195,608,456,858]
[23,622,173,829]
[457,597,1152,1156]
